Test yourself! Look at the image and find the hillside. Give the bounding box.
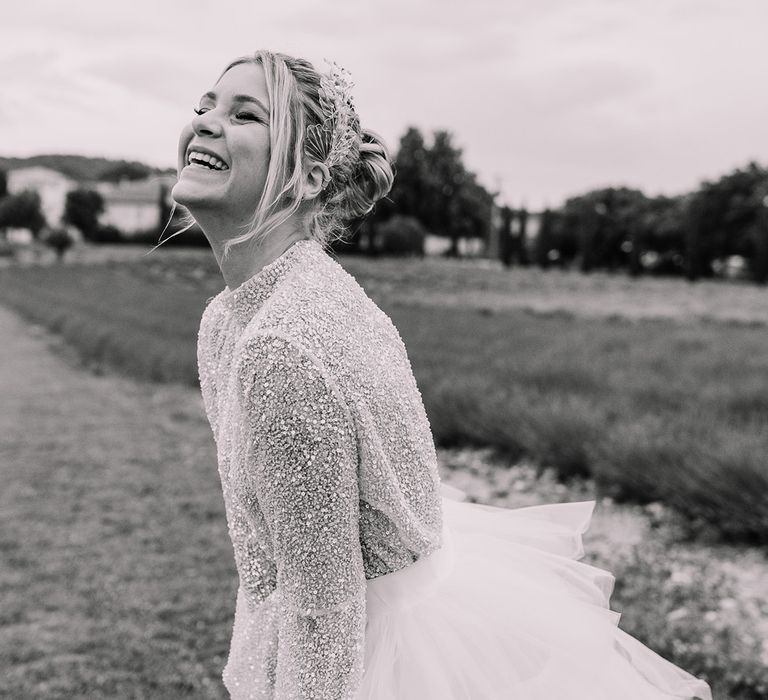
[0,154,176,183]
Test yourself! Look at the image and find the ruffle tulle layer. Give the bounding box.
[355,485,712,700]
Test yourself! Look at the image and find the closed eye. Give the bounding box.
[192,106,263,122]
[236,111,262,122]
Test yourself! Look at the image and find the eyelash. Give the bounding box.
[193,107,261,122]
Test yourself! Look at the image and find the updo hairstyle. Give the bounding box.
[220,50,394,258]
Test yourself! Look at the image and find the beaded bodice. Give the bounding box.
[196,238,444,698]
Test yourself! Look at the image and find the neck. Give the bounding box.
[192,208,309,290]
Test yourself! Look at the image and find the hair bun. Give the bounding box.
[339,129,394,220]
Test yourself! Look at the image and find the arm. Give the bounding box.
[236,333,366,700]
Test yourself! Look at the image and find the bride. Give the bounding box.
[171,49,712,699]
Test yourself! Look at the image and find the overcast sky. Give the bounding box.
[3,0,767,209]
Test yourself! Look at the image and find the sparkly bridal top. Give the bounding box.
[196,238,444,699]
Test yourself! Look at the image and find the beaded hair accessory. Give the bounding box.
[304,60,361,177]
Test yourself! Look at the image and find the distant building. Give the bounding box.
[424,235,487,257]
[7,166,76,226]
[425,234,452,256]
[94,175,176,237]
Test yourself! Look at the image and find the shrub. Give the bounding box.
[0,237,15,258]
[41,227,75,261]
[119,225,209,248]
[92,224,124,243]
[377,215,427,256]
[63,188,104,240]
[603,540,768,699]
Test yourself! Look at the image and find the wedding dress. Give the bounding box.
[196,238,712,699]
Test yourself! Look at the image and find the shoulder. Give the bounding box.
[199,289,226,327]
[254,251,391,353]
[235,332,353,425]
[237,333,317,378]
[285,253,360,311]
[197,290,227,354]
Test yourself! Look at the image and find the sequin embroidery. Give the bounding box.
[197,238,444,699]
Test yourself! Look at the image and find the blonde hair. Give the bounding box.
[156,50,394,258]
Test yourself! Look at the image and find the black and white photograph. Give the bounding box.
[2,1,767,698]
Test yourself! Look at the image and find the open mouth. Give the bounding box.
[186,150,229,171]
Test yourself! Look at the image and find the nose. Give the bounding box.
[192,109,223,138]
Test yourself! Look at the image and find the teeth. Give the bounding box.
[187,150,229,170]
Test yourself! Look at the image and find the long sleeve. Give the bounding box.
[235,333,366,700]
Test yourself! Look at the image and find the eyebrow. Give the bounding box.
[200,91,270,116]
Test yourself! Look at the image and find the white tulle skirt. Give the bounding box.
[355,484,712,700]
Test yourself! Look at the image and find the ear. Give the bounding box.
[303,161,331,201]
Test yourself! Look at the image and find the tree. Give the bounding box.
[677,162,768,280]
[424,130,466,256]
[0,168,8,239]
[387,127,430,223]
[548,161,768,280]
[626,215,643,277]
[158,183,172,236]
[0,190,47,237]
[516,207,530,266]
[420,130,495,257]
[363,126,430,256]
[683,212,701,280]
[63,188,104,241]
[41,226,75,261]
[534,209,554,269]
[498,206,514,267]
[373,127,495,258]
[452,171,494,251]
[562,193,602,273]
[636,195,683,275]
[100,162,152,183]
[750,221,768,284]
[561,187,649,273]
[748,184,768,284]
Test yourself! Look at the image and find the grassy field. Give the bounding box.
[340,253,768,324]
[2,248,768,698]
[0,307,765,699]
[1,250,767,544]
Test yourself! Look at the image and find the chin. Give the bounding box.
[171,179,199,209]
[171,167,224,210]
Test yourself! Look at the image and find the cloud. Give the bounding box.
[83,54,205,107]
[2,0,768,208]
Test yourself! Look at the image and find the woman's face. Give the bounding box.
[171,62,271,221]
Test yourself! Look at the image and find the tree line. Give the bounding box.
[528,163,768,283]
[351,128,768,283]
[2,139,768,282]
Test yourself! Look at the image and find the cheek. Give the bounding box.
[233,168,269,209]
[176,124,194,174]
[232,138,271,195]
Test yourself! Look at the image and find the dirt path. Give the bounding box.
[0,303,230,698]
